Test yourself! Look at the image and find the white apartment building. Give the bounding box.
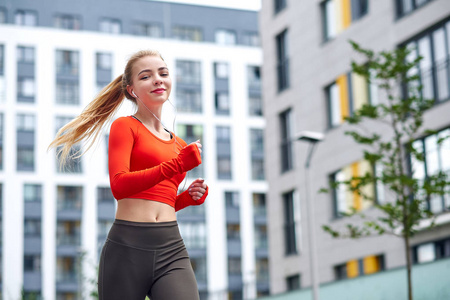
[0,1,268,299]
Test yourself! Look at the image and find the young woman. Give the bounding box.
[49,50,208,299]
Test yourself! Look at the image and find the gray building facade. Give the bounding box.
[259,0,450,295]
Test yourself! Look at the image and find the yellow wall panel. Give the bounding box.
[364,256,380,274]
[347,260,359,278]
[342,0,352,29]
[337,74,349,123]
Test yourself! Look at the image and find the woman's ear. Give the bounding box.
[126,85,134,97]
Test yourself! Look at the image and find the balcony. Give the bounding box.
[258,258,450,300]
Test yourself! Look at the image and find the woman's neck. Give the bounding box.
[134,109,165,132]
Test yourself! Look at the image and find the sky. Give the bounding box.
[153,0,261,10]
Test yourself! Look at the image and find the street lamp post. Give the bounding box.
[296,131,324,300]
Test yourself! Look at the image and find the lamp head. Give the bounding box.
[296,131,324,143]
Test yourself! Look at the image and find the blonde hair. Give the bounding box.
[49,50,164,167]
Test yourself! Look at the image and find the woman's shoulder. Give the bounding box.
[111,116,136,127]
[110,116,139,134]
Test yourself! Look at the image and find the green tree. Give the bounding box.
[321,41,450,300]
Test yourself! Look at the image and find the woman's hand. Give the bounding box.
[188,178,207,201]
[190,140,202,154]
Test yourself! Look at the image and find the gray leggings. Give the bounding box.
[98,219,200,300]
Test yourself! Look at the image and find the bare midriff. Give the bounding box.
[115,198,177,222]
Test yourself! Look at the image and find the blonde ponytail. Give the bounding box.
[49,74,125,167]
[49,49,164,168]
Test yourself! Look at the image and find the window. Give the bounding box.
[54,14,81,30]
[56,81,79,105]
[57,186,82,211]
[215,92,230,115]
[227,224,241,240]
[248,65,263,117]
[286,274,300,291]
[17,77,35,98]
[172,26,202,41]
[215,29,236,45]
[24,219,41,236]
[283,190,300,255]
[242,31,260,47]
[0,45,4,103]
[321,0,369,41]
[254,225,268,249]
[216,126,232,180]
[404,19,450,104]
[274,0,287,14]
[190,257,207,282]
[17,46,34,63]
[249,96,263,117]
[56,257,78,282]
[256,258,269,284]
[0,44,3,74]
[228,290,243,300]
[176,124,204,178]
[175,61,202,113]
[57,292,77,300]
[335,255,384,280]
[176,90,202,113]
[17,114,35,171]
[248,66,262,90]
[17,47,36,102]
[250,128,265,180]
[410,128,450,213]
[280,109,293,173]
[96,53,112,70]
[98,187,114,203]
[214,62,229,79]
[179,222,207,249]
[24,184,42,202]
[15,10,37,26]
[326,71,376,128]
[413,237,450,264]
[24,255,41,271]
[276,29,289,91]
[225,191,240,208]
[331,160,377,218]
[176,60,201,84]
[0,113,3,170]
[56,50,79,75]
[396,0,434,18]
[133,23,162,37]
[228,257,242,275]
[99,18,121,34]
[0,8,6,24]
[253,193,267,217]
[96,53,113,94]
[56,221,81,246]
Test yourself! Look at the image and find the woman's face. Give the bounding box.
[128,55,172,107]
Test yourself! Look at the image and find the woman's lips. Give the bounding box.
[152,88,165,94]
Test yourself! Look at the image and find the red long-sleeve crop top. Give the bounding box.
[108,116,208,211]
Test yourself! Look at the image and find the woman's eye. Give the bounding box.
[140,76,149,80]
[161,73,169,77]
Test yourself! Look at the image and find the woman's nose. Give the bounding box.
[154,75,163,85]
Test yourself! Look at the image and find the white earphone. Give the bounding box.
[132,91,137,98]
